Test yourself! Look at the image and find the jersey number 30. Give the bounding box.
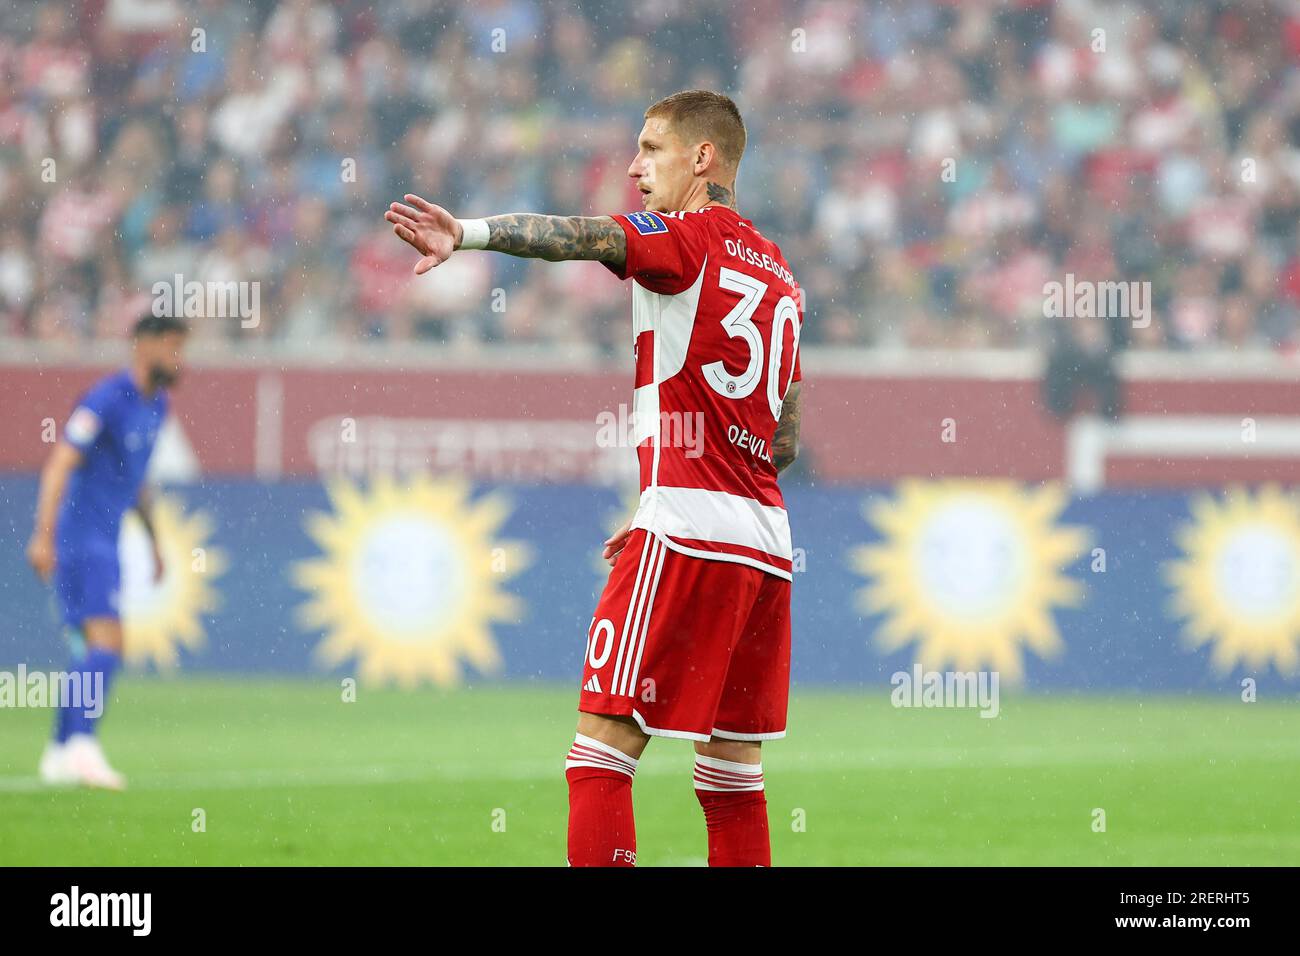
[702,266,801,420]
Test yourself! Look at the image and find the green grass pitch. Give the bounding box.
[1,679,1297,866]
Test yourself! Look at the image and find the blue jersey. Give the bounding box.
[56,370,169,549]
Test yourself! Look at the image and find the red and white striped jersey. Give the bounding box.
[603,205,803,580]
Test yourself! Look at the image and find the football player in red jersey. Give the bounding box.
[387,90,803,867]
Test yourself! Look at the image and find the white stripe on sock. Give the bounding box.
[565,734,639,778]
[693,755,764,792]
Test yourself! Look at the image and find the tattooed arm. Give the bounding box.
[482,214,626,266]
[385,194,626,274]
[772,381,801,474]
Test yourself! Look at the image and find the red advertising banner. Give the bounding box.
[2,358,1297,487]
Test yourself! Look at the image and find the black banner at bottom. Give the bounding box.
[0,866,1282,940]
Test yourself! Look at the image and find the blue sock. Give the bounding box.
[53,627,85,744]
[62,647,120,739]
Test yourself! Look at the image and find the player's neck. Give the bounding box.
[684,180,738,213]
[129,363,157,398]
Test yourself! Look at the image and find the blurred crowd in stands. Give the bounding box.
[2,0,1300,355]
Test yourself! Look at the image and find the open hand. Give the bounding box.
[385,194,463,275]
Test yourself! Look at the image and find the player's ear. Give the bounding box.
[694,142,715,176]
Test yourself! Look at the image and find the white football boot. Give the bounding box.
[38,741,77,786]
[64,734,127,791]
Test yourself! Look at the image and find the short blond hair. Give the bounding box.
[645,89,746,171]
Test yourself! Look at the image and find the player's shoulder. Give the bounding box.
[618,209,676,238]
[701,206,787,251]
[619,205,760,236]
[65,371,130,447]
[625,207,726,233]
[79,369,133,409]
[696,207,796,285]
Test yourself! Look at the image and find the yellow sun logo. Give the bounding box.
[851,480,1088,681]
[293,475,530,688]
[1165,485,1300,675]
[118,495,225,670]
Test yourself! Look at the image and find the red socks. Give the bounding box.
[564,739,771,867]
[565,734,639,867]
[694,755,770,867]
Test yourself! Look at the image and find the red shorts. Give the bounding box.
[578,529,791,741]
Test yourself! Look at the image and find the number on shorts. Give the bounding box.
[587,618,616,669]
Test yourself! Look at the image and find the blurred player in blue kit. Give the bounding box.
[25,314,189,789]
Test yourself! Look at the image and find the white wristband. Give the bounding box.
[456,218,489,250]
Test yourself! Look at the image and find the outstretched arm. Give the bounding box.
[386,194,626,274]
